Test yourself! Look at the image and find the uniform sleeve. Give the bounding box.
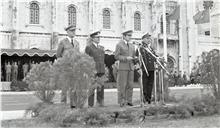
[114,44,127,62]
[133,45,137,58]
[56,41,64,58]
[75,40,80,51]
[135,48,139,57]
[134,48,139,65]
[85,46,92,57]
[99,45,104,50]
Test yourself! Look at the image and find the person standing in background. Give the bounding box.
[22,63,29,78]
[12,62,18,80]
[6,62,12,81]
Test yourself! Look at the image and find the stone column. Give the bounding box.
[88,0,94,33]
[11,0,18,49]
[51,0,58,50]
[187,0,197,74]
[178,0,189,75]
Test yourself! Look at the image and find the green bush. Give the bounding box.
[35,105,110,126]
[81,109,109,126]
[25,102,51,117]
[10,80,29,91]
[52,49,96,108]
[192,49,220,98]
[26,94,220,127]
[24,61,55,103]
[166,105,192,119]
[181,94,219,116]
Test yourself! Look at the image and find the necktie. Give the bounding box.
[71,38,74,47]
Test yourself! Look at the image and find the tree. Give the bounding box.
[193,49,220,99]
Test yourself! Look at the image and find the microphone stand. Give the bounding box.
[133,41,169,106]
[143,46,168,105]
[138,47,149,107]
[143,46,170,75]
[131,45,149,108]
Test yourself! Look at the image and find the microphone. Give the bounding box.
[133,41,142,46]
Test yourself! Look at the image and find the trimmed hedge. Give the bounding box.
[26,94,220,127]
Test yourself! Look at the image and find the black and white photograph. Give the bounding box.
[0,0,220,127]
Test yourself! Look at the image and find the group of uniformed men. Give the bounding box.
[57,25,159,108]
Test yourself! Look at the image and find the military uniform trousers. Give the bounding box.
[60,76,77,107]
[61,88,77,107]
[88,73,104,107]
[142,71,154,103]
[117,70,134,105]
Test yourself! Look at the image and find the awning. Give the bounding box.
[1,49,56,57]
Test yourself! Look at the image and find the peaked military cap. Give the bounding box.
[122,30,133,35]
[142,33,151,39]
[90,30,101,38]
[65,25,76,31]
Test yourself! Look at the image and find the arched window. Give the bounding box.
[134,12,141,31]
[103,8,111,29]
[68,5,76,27]
[167,57,175,73]
[30,2,39,24]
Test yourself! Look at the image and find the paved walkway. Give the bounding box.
[0,86,211,120]
[1,110,31,120]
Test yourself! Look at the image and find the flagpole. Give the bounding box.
[162,0,167,62]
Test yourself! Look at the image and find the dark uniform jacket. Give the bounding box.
[137,46,157,71]
[85,43,105,74]
[114,40,136,71]
[56,38,79,58]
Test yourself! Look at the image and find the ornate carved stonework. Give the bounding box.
[166,1,177,16]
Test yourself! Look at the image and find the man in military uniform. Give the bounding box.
[85,31,105,107]
[56,25,79,109]
[57,25,79,58]
[136,33,158,104]
[114,30,137,107]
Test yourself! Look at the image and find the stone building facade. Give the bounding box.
[0,0,220,75]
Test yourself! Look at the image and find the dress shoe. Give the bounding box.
[70,106,76,109]
[127,103,133,106]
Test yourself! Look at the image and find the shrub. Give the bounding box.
[81,109,109,126]
[52,49,96,108]
[192,49,220,99]
[27,94,220,127]
[24,61,55,103]
[25,102,50,117]
[10,80,29,91]
[35,104,111,126]
[166,105,192,119]
[181,94,219,116]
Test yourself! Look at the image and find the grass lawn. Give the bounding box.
[2,114,220,128]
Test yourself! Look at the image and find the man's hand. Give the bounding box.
[134,64,142,75]
[133,56,138,61]
[126,56,133,61]
[137,69,142,75]
[134,63,140,69]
